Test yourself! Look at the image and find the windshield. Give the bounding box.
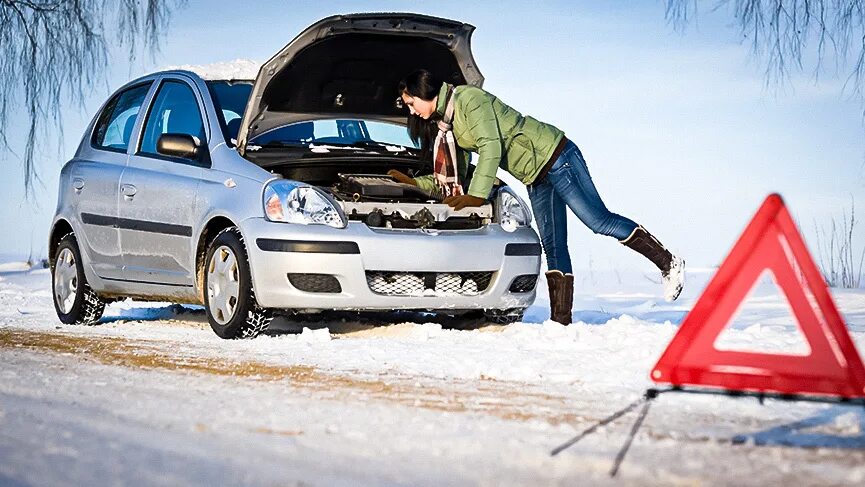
[206,80,253,145]
[250,119,417,149]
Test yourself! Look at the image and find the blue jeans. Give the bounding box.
[527,140,638,274]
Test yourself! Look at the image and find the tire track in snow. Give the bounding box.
[0,327,582,426]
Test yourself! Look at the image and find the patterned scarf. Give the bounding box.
[432,85,463,197]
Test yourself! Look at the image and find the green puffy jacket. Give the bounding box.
[414,82,565,199]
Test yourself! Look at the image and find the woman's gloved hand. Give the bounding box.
[443,194,486,210]
[387,169,417,186]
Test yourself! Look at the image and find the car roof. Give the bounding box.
[117,59,260,93]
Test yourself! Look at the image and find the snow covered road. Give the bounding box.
[2,266,865,485]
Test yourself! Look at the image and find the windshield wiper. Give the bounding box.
[348,140,388,148]
[245,141,310,152]
[256,141,309,148]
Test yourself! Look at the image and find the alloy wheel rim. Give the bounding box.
[54,248,78,314]
[207,245,240,325]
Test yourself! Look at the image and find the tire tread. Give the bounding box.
[207,227,272,339]
[54,233,106,326]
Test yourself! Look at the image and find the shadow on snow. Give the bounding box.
[732,406,865,449]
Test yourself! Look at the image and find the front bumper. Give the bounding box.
[240,218,541,311]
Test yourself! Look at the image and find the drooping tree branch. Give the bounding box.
[665,0,865,92]
[0,0,184,198]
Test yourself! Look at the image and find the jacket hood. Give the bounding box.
[236,13,484,155]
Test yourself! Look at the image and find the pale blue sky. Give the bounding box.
[2,1,863,273]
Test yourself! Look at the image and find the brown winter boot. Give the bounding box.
[546,270,574,325]
[620,226,685,302]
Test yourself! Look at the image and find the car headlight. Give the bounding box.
[496,187,532,232]
[263,180,347,228]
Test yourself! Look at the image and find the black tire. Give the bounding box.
[52,233,106,326]
[204,227,272,339]
[483,308,526,325]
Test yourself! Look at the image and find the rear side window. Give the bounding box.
[91,83,152,152]
[138,80,206,157]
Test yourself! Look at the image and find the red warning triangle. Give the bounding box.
[651,194,865,398]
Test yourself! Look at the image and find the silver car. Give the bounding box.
[49,13,541,338]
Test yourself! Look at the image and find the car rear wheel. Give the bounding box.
[52,234,106,325]
[204,227,272,339]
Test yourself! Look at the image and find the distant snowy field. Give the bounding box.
[1,262,865,486]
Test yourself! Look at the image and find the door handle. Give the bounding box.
[121,183,137,199]
[72,177,85,193]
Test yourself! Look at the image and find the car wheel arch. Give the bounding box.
[195,216,242,304]
[49,219,75,266]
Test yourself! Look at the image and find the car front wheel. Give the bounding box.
[204,227,272,339]
[52,233,106,325]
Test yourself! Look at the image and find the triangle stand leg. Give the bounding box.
[551,389,664,477]
[610,392,655,477]
[550,392,650,457]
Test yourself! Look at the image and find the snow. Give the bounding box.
[159,58,261,80]
[0,261,32,272]
[308,143,366,153]
[1,262,865,485]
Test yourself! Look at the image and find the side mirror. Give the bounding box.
[157,133,202,160]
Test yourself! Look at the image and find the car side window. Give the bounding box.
[91,83,152,152]
[139,80,206,157]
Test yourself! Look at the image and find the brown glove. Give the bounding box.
[387,169,417,186]
[443,194,486,211]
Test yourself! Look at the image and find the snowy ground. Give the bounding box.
[1,263,865,486]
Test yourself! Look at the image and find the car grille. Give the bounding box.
[287,273,342,293]
[365,271,494,296]
[508,274,538,293]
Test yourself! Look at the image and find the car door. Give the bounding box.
[118,76,207,286]
[73,82,153,279]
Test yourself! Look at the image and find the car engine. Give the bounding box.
[331,174,440,203]
[329,174,491,230]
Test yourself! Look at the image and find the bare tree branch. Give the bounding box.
[813,196,865,288]
[0,0,185,198]
[665,0,865,93]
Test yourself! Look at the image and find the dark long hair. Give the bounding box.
[398,69,442,164]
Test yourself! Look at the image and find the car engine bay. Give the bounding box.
[330,174,492,230]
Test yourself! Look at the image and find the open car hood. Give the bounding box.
[236,13,484,155]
